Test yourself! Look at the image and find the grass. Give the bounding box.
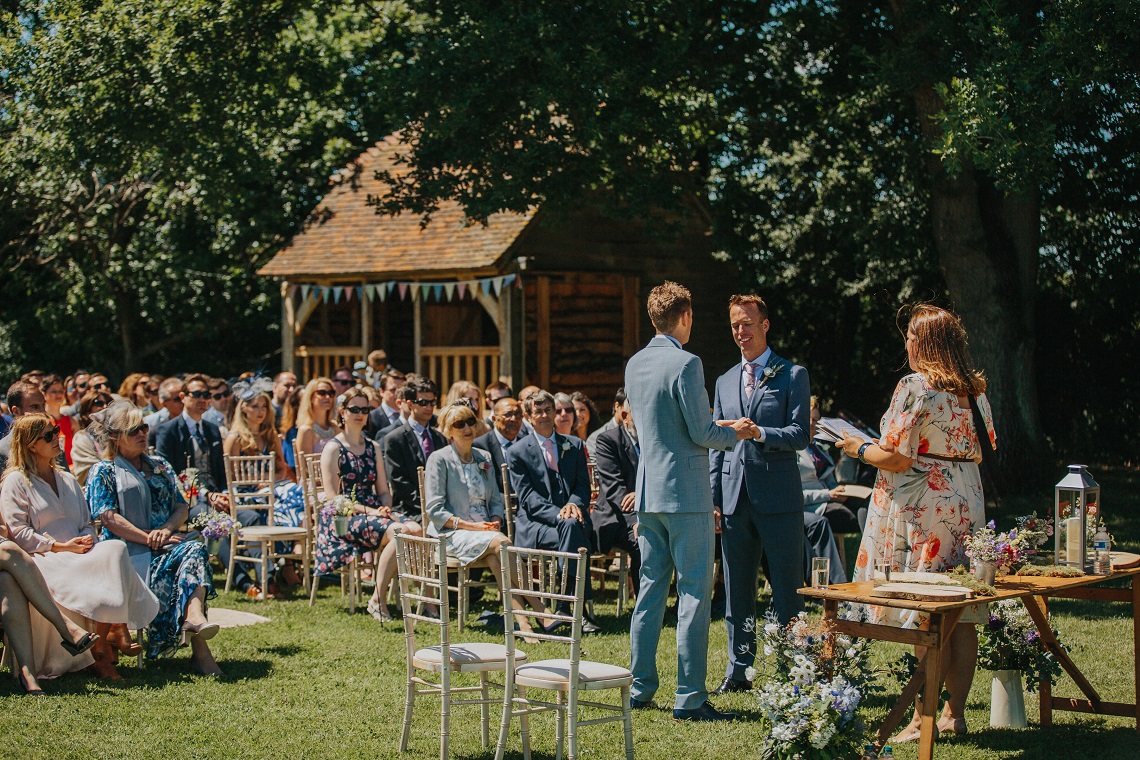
[3,467,1139,759]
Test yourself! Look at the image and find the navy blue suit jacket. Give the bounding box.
[154,415,226,490]
[506,432,592,550]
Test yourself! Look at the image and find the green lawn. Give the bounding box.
[3,468,1139,759]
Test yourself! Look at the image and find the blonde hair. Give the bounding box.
[905,304,987,396]
[2,414,60,481]
[98,403,147,459]
[647,281,692,331]
[297,377,335,429]
[445,380,483,417]
[229,392,279,454]
[439,402,477,438]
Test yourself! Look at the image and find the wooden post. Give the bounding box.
[1040,594,1053,727]
[1134,576,1140,733]
[537,276,551,389]
[413,292,423,375]
[281,281,295,374]
[361,282,372,357]
[498,282,513,382]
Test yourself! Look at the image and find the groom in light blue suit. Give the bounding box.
[625,281,758,722]
[710,294,810,695]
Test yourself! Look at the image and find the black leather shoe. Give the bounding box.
[712,677,752,695]
[629,696,654,710]
[672,700,739,722]
[582,614,602,634]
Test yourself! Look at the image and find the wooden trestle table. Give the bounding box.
[798,567,1140,760]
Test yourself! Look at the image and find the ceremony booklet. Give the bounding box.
[832,484,873,500]
[815,417,875,446]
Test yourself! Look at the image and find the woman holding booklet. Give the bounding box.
[836,304,997,743]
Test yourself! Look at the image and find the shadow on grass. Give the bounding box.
[258,644,306,657]
[947,721,1140,756]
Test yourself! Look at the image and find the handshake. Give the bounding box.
[716,417,761,440]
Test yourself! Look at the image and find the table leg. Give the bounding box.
[1133,578,1139,734]
[918,633,942,760]
[1039,595,1052,728]
[1024,595,1102,707]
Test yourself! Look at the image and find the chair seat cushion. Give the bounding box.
[413,643,528,673]
[239,526,307,539]
[514,659,633,690]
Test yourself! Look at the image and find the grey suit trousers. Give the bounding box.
[629,511,714,710]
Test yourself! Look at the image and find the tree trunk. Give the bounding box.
[114,284,139,374]
[911,85,1047,492]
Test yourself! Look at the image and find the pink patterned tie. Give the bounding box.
[744,361,757,400]
[541,437,559,472]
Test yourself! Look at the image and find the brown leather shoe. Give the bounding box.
[107,624,143,657]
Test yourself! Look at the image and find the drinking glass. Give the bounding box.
[874,558,891,582]
[811,557,830,589]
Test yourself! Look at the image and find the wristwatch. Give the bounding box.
[857,442,872,464]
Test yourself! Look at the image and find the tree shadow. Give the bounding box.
[258,644,306,658]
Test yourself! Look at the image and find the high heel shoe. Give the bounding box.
[180,619,220,645]
[16,671,45,696]
[106,624,143,657]
[61,631,99,657]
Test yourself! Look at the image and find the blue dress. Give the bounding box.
[86,455,216,659]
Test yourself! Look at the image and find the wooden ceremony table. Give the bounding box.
[798,567,1140,760]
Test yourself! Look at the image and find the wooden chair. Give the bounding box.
[223,454,310,597]
[396,533,527,759]
[495,546,634,760]
[585,457,631,613]
[418,465,492,632]
[305,455,363,611]
[500,463,517,543]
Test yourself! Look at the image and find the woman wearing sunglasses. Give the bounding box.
[0,414,159,684]
[39,374,75,466]
[69,390,114,486]
[296,377,341,461]
[316,388,422,622]
[85,403,223,676]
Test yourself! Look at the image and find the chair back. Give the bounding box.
[499,545,588,668]
[293,437,307,487]
[500,463,516,542]
[224,454,277,521]
[395,533,453,665]
[417,465,426,513]
[587,456,599,509]
[305,455,325,542]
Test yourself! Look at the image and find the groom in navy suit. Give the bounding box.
[710,294,810,695]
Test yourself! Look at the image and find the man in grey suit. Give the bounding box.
[710,294,811,695]
[625,281,758,722]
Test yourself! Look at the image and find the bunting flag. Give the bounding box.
[292,274,521,305]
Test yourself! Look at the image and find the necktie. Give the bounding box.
[541,437,559,472]
[420,427,434,459]
[744,361,757,399]
[389,410,400,426]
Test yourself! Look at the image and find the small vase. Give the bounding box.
[974,560,997,585]
[206,538,221,556]
[989,669,1028,728]
[333,515,349,535]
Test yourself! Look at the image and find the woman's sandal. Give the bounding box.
[181,620,221,645]
[61,632,99,657]
[937,717,968,736]
[889,724,936,744]
[16,671,45,696]
[366,598,393,623]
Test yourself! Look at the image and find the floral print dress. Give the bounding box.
[87,455,216,658]
[313,441,394,575]
[852,373,997,628]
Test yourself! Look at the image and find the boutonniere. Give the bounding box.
[756,359,785,390]
[479,460,491,473]
[560,439,572,453]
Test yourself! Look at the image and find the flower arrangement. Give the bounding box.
[187,510,239,541]
[177,467,202,502]
[319,492,358,522]
[964,513,1054,571]
[978,599,1066,691]
[751,612,873,759]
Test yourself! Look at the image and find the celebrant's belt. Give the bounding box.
[921,453,975,463]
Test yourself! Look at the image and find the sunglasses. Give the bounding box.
[451,418,477,430]
[314,389,335,398]
[344,405,370,415]
[333,378,352,385]
[411,398,437,407]
[41,425,62,444]
[211,390,232,400]
[91,399,107,410]
[555,407,575,415]
[76,382,89,390]
[126,423,149,437]
[185,390,210,399]
[92,382,110,390]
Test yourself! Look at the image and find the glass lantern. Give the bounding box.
[1054,464,1100,570]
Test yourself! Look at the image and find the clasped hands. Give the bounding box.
[52,535,95,554]
[558,503,584,522]
[716,417,762,440]
[455,516,503,531]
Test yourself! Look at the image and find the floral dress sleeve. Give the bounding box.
[880,374,931,460]
[974,392,998,451]
[85,461,122,540]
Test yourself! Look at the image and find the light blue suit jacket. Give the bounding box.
[625,335,739,514]
[710,352,810,515]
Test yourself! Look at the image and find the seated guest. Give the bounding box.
[800,398,860,535]
[0,381,49,473]
[586,388,624,452]
[140,376,162,414]
[117,373,152,409]
[270,371,298,427]
[0,538,99,694]
[551,392,579,439]
[295,377,340,459]
[589,392,642,597]
[40,375,75,466]
[203,377,231,431]
[68,390,112,487]
[382,376,446,522]
[364,349,391,388]
[279,386,303,470]
[368,369,406,435]
[318,388,422,622]
[446,380,489,437]
[1,414,159,680]
[473,397,525,476]
[483,381,513,422]
[331,366,355,399]
[424,402,544,634]
[144,376,185,434]
[506,389,598,632]
[85,404,223,675]
[570,391,600,443]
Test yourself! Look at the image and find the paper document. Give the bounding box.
[815,417,875,445]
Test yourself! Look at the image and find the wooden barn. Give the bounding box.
[258,132,743,404]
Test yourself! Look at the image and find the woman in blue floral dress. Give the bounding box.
[317,388,422,621]
[85,403,222,675]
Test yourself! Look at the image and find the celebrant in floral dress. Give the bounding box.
[837,304,997,742]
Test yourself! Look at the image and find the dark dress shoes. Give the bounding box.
[672,700,739,722]
[712,677,753,695]
[629,696,654,710]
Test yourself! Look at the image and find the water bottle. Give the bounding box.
[881,746,894,759]
[1093,523,1112,575]
[860,743,878,759]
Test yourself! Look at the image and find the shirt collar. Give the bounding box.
[533,429,557,447]
[381,402,400,419]
[743,346,773,371]
[408,418,427,436]
[494,429,516,448]
[660,334,682,350]
[180,410,201,432]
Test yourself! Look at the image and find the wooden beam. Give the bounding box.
[1025,595,1103,708]
[537,276,551,390]
[360,283,372,356]
[294,292,321,335]
[1047,586,1134,603]
[281,282,295,374]
[474,287,502,331]
[498,283,513,382]
[1048,698,1137,718]
[413,294,423,375]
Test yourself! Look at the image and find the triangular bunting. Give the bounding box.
[491,276,503,296]
[420,283,431,301]
[321,286,331,303]
[333,287,342,304]
[456,283,467,299]
[344,286,354,302]
[397,282,409,300]
[480,278,492,295]
[503,274,517,288]
[432,284,443,301]
[387,281,397,296]
[301,284,311,300]
[288,284,298,298]
[376,284,387,302]
[363,284,375,301]
[355,286,363,301]
[443,282,456,301]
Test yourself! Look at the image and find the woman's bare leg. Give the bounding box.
[184,587,209,627]
[372,521,421,611]
[190,636,222,675]
[937,624,977,733]
[0,541,86,644]
[0,572,43,690]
